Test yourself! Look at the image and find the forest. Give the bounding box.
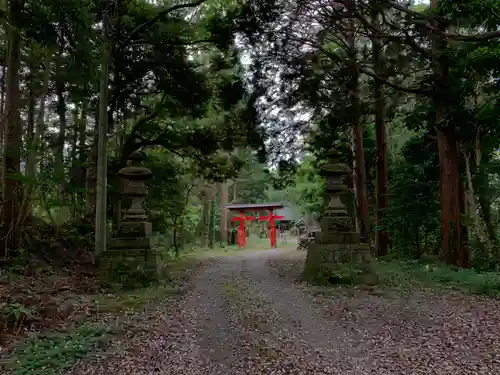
[2,0,500,374]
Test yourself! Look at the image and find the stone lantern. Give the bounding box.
[303,148,371,281]
[318,148,354,239]
[118,151,153,233]
[101,151,157,286]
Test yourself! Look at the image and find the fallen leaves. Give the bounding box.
[6,249,500,374]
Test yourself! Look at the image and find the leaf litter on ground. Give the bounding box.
[5,249,500,374]
[1,255,210,375]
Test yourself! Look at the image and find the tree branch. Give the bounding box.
[354,9,433,59]
[123,0,207,44]
[387,1,431,21]
[359,66,431,96]
[443,30,500,42]
[128,38,213,46]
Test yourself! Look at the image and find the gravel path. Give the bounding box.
[68,248,500,375]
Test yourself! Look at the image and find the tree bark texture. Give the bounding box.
[432,0,469,267]
[95,3,111,253]
[2,0,23,254]
[437,129,469,267]
[372,9,390,256]
[219,181,229,243]
[345,10,370,243]
[55,76,67,195]
[201,189,210,248]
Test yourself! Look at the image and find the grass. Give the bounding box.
[375,259,500,296]
[222,281,239,298]
[6,323,114,375]
[183,235,298,258]
[89,284,181,314]
[317,259,500,298]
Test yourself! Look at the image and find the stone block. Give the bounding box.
[100,248,157,288]
[302,243,371,283]
[315,232,360,244]
[108,237,151,250]
[321,216,351,232]
[117,221,152,237]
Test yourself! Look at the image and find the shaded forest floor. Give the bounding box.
[4,244,500,374]
[0,251,210,374]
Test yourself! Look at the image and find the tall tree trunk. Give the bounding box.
[478,179,496,243]
[345,5,370,242]
[350,137,360,233]
[0,64,6,186]
[201,190,210,248]
[208,194,215,248]
[24,62,49,216]
[95,2,111,253]
[26,78,35,170]
[78,102,87,164]
[77,101,88,209]
[17,76,35,228]
[437,129,468,266]
[69,109,79,217]
[474,139,497,244]
[2,0,23,254]
[462,148,489,250]
[431,0,469,267]
[458,175,469,268]
[0,64,5,117]
[372,8,390,256]
[219,181,229,243]
[55,76,67,196]
[34,64,49,153]
[86,124,97,219]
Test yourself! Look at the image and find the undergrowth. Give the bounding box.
[1,250,206,374]
[375,259,500,296]
[317,259,500,297]
[6,324,114,375]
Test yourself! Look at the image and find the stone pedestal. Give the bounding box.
[303,149,371,284]
[100,151,157,288]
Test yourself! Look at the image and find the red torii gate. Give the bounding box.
[258,211,285,248]
[230,211,256,248]
[227,203,285,248]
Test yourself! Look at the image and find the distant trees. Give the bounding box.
[225,0,500,267]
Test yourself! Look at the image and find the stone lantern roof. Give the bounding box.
[118,151,153,181]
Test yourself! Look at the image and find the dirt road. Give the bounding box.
[68,248,500,375]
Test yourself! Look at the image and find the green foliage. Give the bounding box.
[8,324,112,375]
[10,0,266,243]
[266,155,324,215]
[232,150,272,204]
[310,259,500,298]
[384,133,441,256]
[286,156,325,215]
[376,260,500,297]
[0,303,35,331]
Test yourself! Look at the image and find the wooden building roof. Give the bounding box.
[226,202,284,211]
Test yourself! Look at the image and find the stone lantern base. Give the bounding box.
[100,220,157,289]
[302,242,372,284]
[100,150,157,289]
